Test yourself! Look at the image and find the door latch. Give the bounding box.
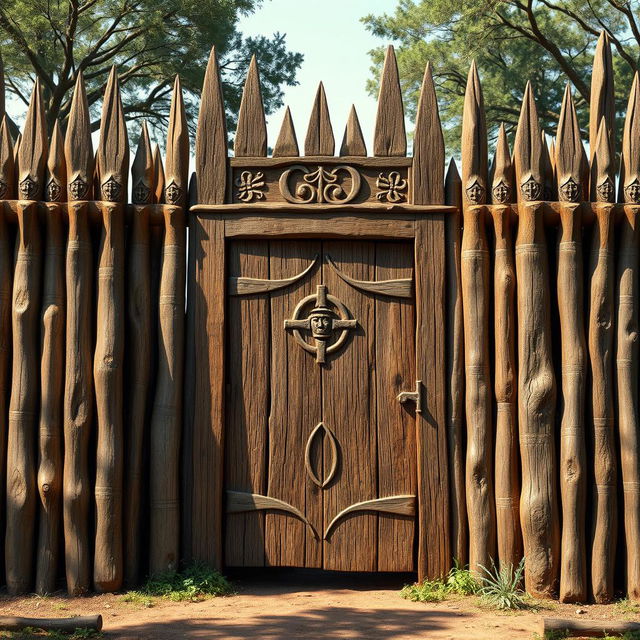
[397,380,422,413]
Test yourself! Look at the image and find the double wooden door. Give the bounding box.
[224,239,417,571]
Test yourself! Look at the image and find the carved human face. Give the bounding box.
[625,180,640,204]
[560,177,579,202]
[492,181,509,204]
[521,176,542,201]
[597,178,614,203]
[465,179,485,204]
[310,313,332,338]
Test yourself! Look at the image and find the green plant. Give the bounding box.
[0,628,102,639]
[445,564,480,596]
[401,564,479,602]
[616,598,640,618]
[119,591,154,608]
[477,558,528,611]
[137,562,234,602]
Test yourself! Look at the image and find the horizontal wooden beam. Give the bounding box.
[192,203,454,215]
[230,155,413,168]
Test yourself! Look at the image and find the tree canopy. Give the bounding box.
[363,0,639,151]
[0,0,303,138]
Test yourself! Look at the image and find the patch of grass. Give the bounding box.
[119,591,154,608]
[477,558,528,611]
[616,598,640,618]
[0,628,102,639]
[134,562,234,602]
[401,564,479,603]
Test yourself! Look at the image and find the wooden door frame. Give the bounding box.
[186,202,453,582]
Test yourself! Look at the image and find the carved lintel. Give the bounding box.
[279,164,361,204]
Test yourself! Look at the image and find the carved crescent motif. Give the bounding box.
[325,254,413,299]
[279,164,361,204]
[304,422,338,488]
[229,254,319,296]
[324,495,416,539]
[226,490,318,538]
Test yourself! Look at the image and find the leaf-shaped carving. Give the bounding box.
[226,490,318,538]
[305,422,338,488]
[324,495,416,539]
[229,254,318,296]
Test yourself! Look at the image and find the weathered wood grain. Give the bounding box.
[555,84,587,604]
[6,79,46,594]
[149,76,188,574]
[36,121,66,595]
[589,31,615,164]
[514,82,559,598]
[235,56,267,157]
[123,121,153,587]
[339,106,367,157]
[540,618,640,638]
[374,46,406,157]
[460,61,495,575]
[490,124,521,572]
[305,83,334,156]
[93,67,128,592]
[588,118,617,603]
[273,107,299,157]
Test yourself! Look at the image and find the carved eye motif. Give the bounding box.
[520,175,542,201]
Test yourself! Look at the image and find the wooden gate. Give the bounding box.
[225,239,416,571]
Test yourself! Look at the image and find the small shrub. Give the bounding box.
[119,591,154,608]
[445,564,479,595]
[477,558,527,611]
[401,564,479,602]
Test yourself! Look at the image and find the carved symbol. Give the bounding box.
[520,175,542,201]
[559,177,579,202]
[0,180,7,199]
[397,380,423,413]
[305,422,338,488]
[279,165,361,204]
[101,175,122,202]
[284,284,357,365]
[230,254,319,296]
[133,179,151,204]
[625,178,640,204]
[492,180,510,204]
[165,180,183,205]
[376,171,407,202]
[464,178,485,204]
[69,175,89,200]
[19,175,38,199]
[46,179,62,202]
[597,177,615,203]
[235,170,266,203]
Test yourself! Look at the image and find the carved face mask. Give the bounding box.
[310,312,333,339]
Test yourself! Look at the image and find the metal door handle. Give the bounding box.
[397,379,422,413]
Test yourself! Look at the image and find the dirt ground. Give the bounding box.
[1,570,638,639]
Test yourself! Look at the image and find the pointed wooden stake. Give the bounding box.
[621,73,640,202]
[131,122,154,204]
[17,79,47,200]
[412,63,444,204]
[514,82,544,202]
[305,83,334,156]
[0,116,15,198]
[273,107,299,157]
[235,56,267,157]
[339,105,367,156]
[541,132,555,200]
[196,46,228,204]
[491,123,514,204]
[591,117,615,203]
[44,121,66,202]
[374,45,406,156]
[461,61,487,205]
[163,76,189,207]
[556,84,587,202]
[590,31,615,161]
[153,144,165,204]
[65,72,93,200]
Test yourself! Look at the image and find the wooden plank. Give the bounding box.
[149,76,188,575]
[224,241,270,566]
[375,242,416,572]
[555,84,588,604]
[190,44,228,568]
[339,106,367,157]
[231,156,412,168]
[411,62,444,205]
[589,31,615,163]
[460,61,495,575]
[304,83,334,156]
[415,216,450,580]
[35,122,66,595]
[588,119,617,603]
[266,240,322,567]
[322,241,376,571]
[272,107,299,158]
[234,56,267,157]
[373,46,406,157]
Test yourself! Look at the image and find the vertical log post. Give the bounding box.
[460,61,495,574]
[36,121,66,594]
[588,118,617,603]
[555,84,588,603]
[123,121,154,587]
[149,76,188,574]
[6,79,46,594]
[490,124,522,571]
[617,72,640,601]
[513,82,560,598]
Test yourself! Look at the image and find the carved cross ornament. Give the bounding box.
[284,284,357,364]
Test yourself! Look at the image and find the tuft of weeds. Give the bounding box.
[119,591,154,608]
[134,562,233,602]
[616,598,640,618]
[476,558,528,611]
[401,564,479,602]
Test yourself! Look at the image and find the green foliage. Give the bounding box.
[363,0,638,151]
[401,564,479,602]
[0,0,303,137]
[477,558,527,611]
[616,598,640,618]
[133,562,234,602]
[0,628,102,639]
